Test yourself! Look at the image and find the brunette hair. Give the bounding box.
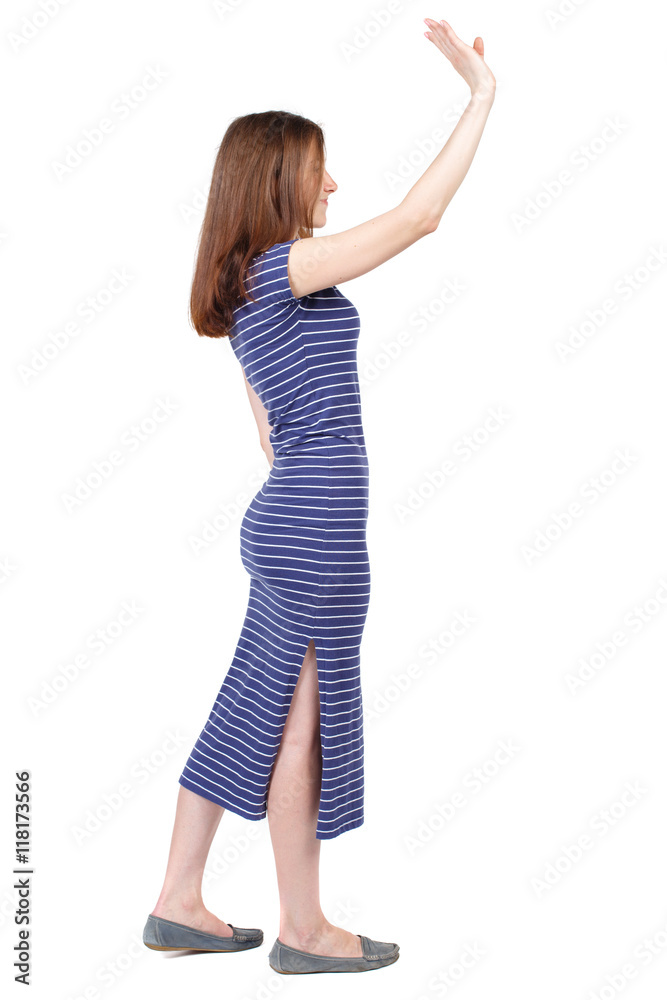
[189,110,325,339]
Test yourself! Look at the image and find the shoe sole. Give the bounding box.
[268,953,399,974]
[144,941,261,952]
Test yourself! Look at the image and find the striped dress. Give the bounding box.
[178,238,370,839]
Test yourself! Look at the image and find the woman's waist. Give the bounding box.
[267,444,368,490]
[271,436,367,463]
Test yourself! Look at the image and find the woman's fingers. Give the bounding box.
[425,18,457,42]
[424,20,450,50]
[423,18,494,95]
[424,18,482,62]
[424,17,462,56]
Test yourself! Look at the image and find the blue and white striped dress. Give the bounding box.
[178,239,371,839]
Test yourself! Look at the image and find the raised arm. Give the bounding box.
[287,19,496,299]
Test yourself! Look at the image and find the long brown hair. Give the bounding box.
[190,110,325,339]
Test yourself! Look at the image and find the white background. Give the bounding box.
[2,0,666,998]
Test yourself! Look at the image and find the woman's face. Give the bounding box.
[306,148,337,229]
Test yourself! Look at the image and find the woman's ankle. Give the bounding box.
[279,913,329,945]
[152,887,204,916]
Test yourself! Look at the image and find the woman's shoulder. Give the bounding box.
[229,240,300,340]
[242,238,300,305]
[247,238,297,273]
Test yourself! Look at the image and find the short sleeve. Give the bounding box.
[245,239,298,305]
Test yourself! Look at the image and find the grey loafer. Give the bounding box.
[268,934,399,974]
[142,913,263,952]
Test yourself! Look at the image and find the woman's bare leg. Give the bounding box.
[267,639,362,957]
[149,786,234,937]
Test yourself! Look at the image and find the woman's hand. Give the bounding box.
[424,18,496,101]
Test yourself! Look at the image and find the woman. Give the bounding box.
[142,18,495,976]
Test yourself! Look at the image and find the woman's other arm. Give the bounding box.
[242,369,274,468]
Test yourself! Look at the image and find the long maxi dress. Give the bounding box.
[178,238,371,839]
